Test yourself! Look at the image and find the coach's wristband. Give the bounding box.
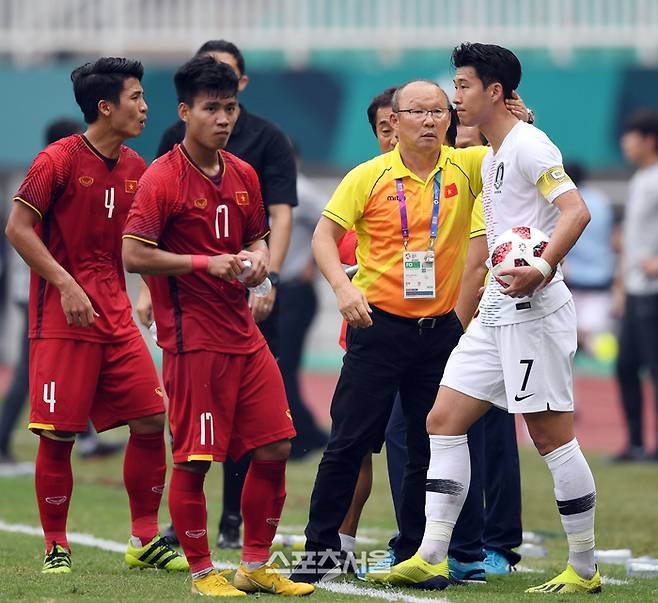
[191,255,209,272]
[534,257,553,279]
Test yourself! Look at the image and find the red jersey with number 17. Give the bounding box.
[14,134,146,342]
[122,145,268,355]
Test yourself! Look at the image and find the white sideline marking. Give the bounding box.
[515,565,542,573]
[602,576,630,585]
[318,581,451,603]
[0,519,125,553]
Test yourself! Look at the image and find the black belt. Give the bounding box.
[370,305,452,334]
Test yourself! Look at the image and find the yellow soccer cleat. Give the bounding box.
[42,542,72,574]
[366,552,450,590]
[125,535,189,571]
[526,564,602,594]
[234,563,315,596]
[192,570,247,597]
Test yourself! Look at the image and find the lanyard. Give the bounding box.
[395,171,442,250]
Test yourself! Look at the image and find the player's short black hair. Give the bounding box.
[45,118,83,145]
[367,87,397,135]
[196,39,245,75]
[174,55,239,106]
[452,43,521,100]
[70,57,144,124]
[623,109,658,151]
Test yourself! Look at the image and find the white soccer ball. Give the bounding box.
[490,226,552,287]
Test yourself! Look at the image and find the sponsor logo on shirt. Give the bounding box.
[494,162,505,191]
[125,180,138,194]
[79,176,94,187]
[235,191,249,205]
[194,198,208,209]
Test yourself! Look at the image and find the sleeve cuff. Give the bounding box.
[122,234,158,246]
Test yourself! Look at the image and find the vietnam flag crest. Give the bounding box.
[235,191,249,205]
[444,183,458,198]
[125,180,138,194]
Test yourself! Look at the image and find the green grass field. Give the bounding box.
[1,420,658,602]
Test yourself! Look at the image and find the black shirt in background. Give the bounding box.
[156,105,298,213]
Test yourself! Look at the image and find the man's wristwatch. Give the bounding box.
[268,271,280,287]
[527,108,535,124]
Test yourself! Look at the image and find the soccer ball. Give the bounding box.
[490,226,551,287]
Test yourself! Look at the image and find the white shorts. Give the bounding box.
[441,300,576,413]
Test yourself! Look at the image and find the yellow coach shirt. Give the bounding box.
[323,144,487,318]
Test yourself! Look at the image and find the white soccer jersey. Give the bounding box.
[479,121,576,326]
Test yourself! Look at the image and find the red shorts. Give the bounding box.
[29,336,164,434]
[163,344,296,463]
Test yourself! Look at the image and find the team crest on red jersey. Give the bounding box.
[194,198,208,209]
[79,176,94,187]
[125,180,138,194]
[235,191,249,205]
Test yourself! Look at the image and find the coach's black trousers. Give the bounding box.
[304,306,463,561]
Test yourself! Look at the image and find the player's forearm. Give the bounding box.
[5,212,74,291]
[312,218,351,292]
[542,192,591,269]
[267,204,292,272]
[122,238,198,276]
[455,236,489,328]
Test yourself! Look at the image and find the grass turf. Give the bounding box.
[1,421,658,601]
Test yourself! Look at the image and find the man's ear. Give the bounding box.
[178,102,189,123]
[97,99,112,118]
[489,82,504,104]
[238,75,249,93]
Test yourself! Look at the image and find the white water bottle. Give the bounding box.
[237,260,272,297]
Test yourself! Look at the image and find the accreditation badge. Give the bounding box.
[403,251,436,299]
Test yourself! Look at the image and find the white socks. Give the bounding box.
[543,438,596,579]
[419,434,470,564]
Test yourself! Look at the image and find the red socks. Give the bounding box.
[35,436,74,550]
[124,431,166,544]
[168,468,212,574]
[241,460,287,562]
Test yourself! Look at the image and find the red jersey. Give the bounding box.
[123,145,268,355]
[14,135,146,343]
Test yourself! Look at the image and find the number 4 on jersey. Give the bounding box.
[104,187,115,219]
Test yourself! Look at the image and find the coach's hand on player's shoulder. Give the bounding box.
[498,265,546,298]
[207,254,245,280]
[59,278,99,327]
[335,281,373,328]
[238,250,268,288]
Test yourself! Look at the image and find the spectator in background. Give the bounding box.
[278,143,328,459]
[563,162,616,357]
[614,110,658,462]
[0,118,123,467]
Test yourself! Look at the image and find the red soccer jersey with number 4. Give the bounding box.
[123,145,268,355]
[14,134,146,342]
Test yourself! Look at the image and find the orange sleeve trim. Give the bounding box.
[122,234,158,246]
[28,422,55,431]
[14,196,43,220]
[187,454,214,462]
